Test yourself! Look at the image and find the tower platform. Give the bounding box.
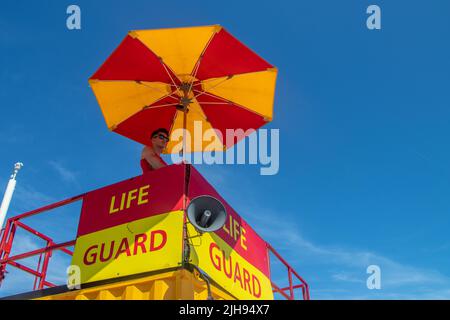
[0,164,309,300]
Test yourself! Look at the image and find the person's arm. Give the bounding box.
[142,147,166,170]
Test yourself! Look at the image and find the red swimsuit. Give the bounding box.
[140,154,167,174]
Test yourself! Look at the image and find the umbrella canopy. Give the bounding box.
[89,25,277,153]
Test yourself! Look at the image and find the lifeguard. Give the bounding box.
[140,128,169,173]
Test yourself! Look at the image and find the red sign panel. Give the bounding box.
[76,164,185,237]
[187,166,270,279]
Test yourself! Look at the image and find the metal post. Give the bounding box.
[288,268,294,299]
[0,163,23,230]
[38,241,53,290]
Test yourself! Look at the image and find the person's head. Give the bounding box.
[150,128,169,154]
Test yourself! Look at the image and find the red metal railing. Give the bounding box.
[0,192,310,300]
[0,194,84,290]
[267,243,310,300]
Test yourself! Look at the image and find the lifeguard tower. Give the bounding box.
[1,25,310,300]
[0,164,309,300]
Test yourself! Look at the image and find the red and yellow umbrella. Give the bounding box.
[89,25,277,153]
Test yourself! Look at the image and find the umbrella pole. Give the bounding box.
[182,107,187,163]
[179,83,191,164]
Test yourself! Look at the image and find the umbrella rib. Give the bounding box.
[135,81,181,101]
[159,59,181,92]
[194,68,276,92]
[165,109,181,153]
[141,91,180,111]
[192,89,269,119]
[193,89,231,103]
[193,77,232,100]
[187,58,201,94]
[196,77,228,85]
[192,102,230,105]
[186,27,219,93]
[143,103,179,110]
[91,79,179,98]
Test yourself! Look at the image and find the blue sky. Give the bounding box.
[1,0,450,299]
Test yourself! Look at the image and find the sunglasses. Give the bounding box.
[153,134,169,142]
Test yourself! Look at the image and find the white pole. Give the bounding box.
[0,162,23,230]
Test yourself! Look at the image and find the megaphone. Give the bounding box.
[187,195,227,233]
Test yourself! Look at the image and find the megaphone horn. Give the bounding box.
[187,195,227,233]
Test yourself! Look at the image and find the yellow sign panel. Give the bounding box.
[187,224,274,300]
[71,211,184,284]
